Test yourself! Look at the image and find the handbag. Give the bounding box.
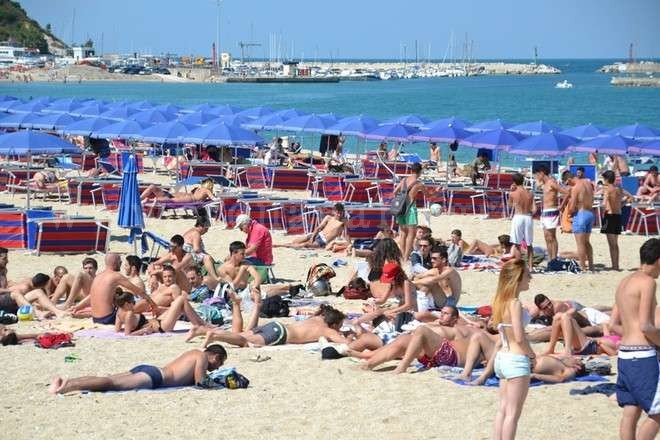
[389,180,409,216]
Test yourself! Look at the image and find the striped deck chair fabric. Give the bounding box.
[0,170,12,191]
[100,184,121,211]
[0,211,27,248]
[245,166,267,189]
[322,175,345,201]
[446,188,487,215]
[378,181,395,205]
[270,168,310,191]
[68,181,99,205]
[241,199,285,231]
[188,162,225,178]
[484,173,515,190]
[627,205,659,236]
[32,219,110,255]
[361,160,379,178]
[280,201,306,235]
[344,179,378,203]
[345,206,393,239]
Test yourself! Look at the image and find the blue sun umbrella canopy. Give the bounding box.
[560,123,608,140]
[277,114,339,133]
[509,120,562,136]
[605,123,660,140]
[238,106,275,119]
[26,113,80,130]
[571,135,638,155]
[9,101,47,114]
[0,112,42,128]
[43,98,86,114]
[72,103,110,117]
[508,132,579,156]
[130,109,177,124]
[0,100,23,112]
[128,100,155,110]
[178,111,219,126]
[181,103,217,114]
[629,140,660,156]
[423,116,472,130]
[0,95,17,103]
[364,123,419,142]
[205,114,250,127]
[466,118,512,133]
[181,122,265,146]
[101,106,140,121]
[324,115,380,136]
[138,121,194,144]
[0,131,82,155]
[91,120,150,139]
[58,117,115,136]
[242,113,289,131]
[459,129,523,150]
[210,104,243,116]
[385,114,429,128]
[273,108,308,120]
[117,153,144,242]
[153,103,181,114]
[410,124,471,143]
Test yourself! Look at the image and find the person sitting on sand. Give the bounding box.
[412,245,462,314]
[135,265,181,314]
[234,214,273,266]
[217,241,262,310]
[148,235,194,292]
[201,302,350,348]
[44,266,68,298]
[532,293,609,331]
[50,257,98,310]
[115,290,214,336]
[0,273,68,319]
[446,229,466,267]
[140,178,215,203]
[275,203,348,250]
[466,234,521,260]
[186,266,211,303]
[48,345,227,394]
[410,237,434,274]
[637,165,660,202]
[182,217,219,287]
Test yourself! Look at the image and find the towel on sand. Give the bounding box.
[436,366,609,387]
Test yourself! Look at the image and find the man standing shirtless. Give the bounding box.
[276,203,348,250]
[412,245,462,310]
[563,170,595,272]
[614,238,660,440]
[509,173,535,270]
[535,165,565,261]
[48,345,227,394]
[600,170,626,271]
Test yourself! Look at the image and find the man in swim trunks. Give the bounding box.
[149,234,194,292]
[182,217,219,287]
[51,257,98,310]
[412,245,462,311]
[275,203,348,250]
[638,166,660,202]
[535,164,566,261]
[600,170,628,271]
[614,238,660,440]
[135,265,182,313]
[48,345,227,394]
[0,273,68,319]
[508,173,535,270]
[466,234,522,260]
[562,170,595,272]
[217,241,262,311]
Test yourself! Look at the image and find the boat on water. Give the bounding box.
[555,79,573,89]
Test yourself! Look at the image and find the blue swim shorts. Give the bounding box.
[616,347,659,415]
[572,209,595,234]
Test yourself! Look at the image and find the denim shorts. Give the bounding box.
[494,351,531,380]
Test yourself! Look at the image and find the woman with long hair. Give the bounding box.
[394,163,424,260]
[366,238,415,319]
[491,259,535,440]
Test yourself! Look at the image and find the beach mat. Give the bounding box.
[436,366,609,387]
[75,321,192,339]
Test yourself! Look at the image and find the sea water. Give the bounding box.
[1,59,658,166]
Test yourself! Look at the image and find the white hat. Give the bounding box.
[234,214,251,229]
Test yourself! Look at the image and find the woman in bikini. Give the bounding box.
[140,179,215,203]
[491,259,535,440]
[394,163,425,260]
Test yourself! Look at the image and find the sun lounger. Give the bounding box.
[345,205,394,239]
[240,198,285,231]
[142,199,212,219]
[90,184,121,211]
[269,167,311,191]
[627,204,659,236]
[244,166,268,189]
[29,218,110,255]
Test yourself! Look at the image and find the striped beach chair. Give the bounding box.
[0,211,27,248]
[361,160,379,179]
[90,184,121,211]
[345,206,394,239]
[68,180,99,205]
[240,199,285,231]
[484,172,515,190]
[344,178,380,204]
[321,175,345,201]
[627,205,659,236]
[187,161,226,178]
[30,218,110,255]
[446,188,487,215]
[270,168,310,191]
[280,200,306,235]
[245,166,268,189]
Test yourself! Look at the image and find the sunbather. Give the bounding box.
[412,245,462,315]
[0,324,46,346]
[48,345,227,394]
[275,203,348,250]
[149,234,194,292]
[51,257,97,309]
[135,265,181,313]
[140,178,215,203]
[0,273,68,319]
[466,234,521,260]
[469,351,587,385]
[28,170,62,190]
[543,312,620,356]
[217,241,263,308]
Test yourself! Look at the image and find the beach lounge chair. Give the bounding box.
[446,187,487,215]
[245,166,268,189]
[321,175,346,201]
[68,180,100,205]
[279,200,307,235]
[29,218,110,255]
[90,184,121,211]
[240,199,285,231]
[345,206,394,239]
[627,204,659,236]
[270,167,311,191]
[0,210,27,248]
[139,231,171,261]
[344,178,380,204]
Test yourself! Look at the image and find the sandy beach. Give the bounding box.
[0,176,648,440]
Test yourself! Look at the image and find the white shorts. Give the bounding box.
[510,214,533,246]
[540,209,559,230]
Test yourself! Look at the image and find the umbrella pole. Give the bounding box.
[26,152,31,211]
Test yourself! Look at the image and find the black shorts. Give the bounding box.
[601,213,622,235]
[0,293,18,315]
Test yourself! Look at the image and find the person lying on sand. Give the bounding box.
[140,179,215,203]
[542,312,620,356]
[0,324,45,346]
[275,203,347,250]
[48,345,227,394]
[466,234,521,260]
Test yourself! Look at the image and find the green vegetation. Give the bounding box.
[0,0,66,53]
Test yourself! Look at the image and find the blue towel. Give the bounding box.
[439,367,609,387]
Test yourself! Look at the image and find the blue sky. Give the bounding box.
[19,0,660,60]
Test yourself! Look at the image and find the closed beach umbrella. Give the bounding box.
[325,115,380,136]
[130,109,177,124]
[467,118,512,133]
[182,122,265,146]
[560,123,608,140]
[26,113,80,130]
[605,123,660,140]
[629,140,660,156]
[91,120,150,140]
[242,113,289,131]
[277,114,338,133]
[210,104,243,116]
[460,129,523,150]
[364,123,418,142]
[0,112,42,129]
[423,116,472,130]
[410,124,471,143]
[178,111,219,126]
[139,121,194,144]
[508,132,578,156]
[72,103,110,117]
[385,114,429,128]
[571,135,638,155]
[59,117,115,136]
[238,106,275,119]
[101,106,140,121]
[117,153,144,245]
[510,120,562,136]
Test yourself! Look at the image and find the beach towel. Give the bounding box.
[459,255,501,272]
[436,366,609,387]
[75,321,191,339]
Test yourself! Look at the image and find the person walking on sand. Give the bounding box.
[395,163,425,261]
[508,173,535,271]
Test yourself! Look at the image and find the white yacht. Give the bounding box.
[555,79,573,89]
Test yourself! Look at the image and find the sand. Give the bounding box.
[0,173,648,440]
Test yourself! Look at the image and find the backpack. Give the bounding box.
[199,367,250,389]
[259,295,290,318]
[305,263,336,293]
[340,277,371,300]
[547,258,581,273]
[389,180,409,216]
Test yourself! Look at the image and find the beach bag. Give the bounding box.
[561,208,573,233]
[585,357,612,376]
[195,304,224,326]
[340,277,371,300]
[259,295,290,318]
[199,367,250,389]
[547,258,581,273]
[34,333,74,349]
[389,181,408,216]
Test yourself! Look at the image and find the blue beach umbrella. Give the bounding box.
[423,116,472,130]
[242,113,289,131]
[117,153,144,245]
[571,135,638,155]
[238,106,275,119]
[510,120,562,136]
[467,118,512,133]
[410,124,471,143]
[91,120,150,140]
[0,100,23,112]
[273,108,307,119]
[508,132,578,156]
[72,103,110,117]
[205,114,250,126]
[0,95,17,103]
[0,112,42,129]
[181,103,217,114]
[26,113,80,130]
[129,100,155,110]
[101,106,140,121]
[178,111,219,126]
[629,140,660,156]
[43,98,85,114]
[182,122,265,146]
[9,101,47,114]
[385,114,429,128]
[605,123,660,140]
[364,123,418,142]
[277,114,338,133]
[27,96,55,105]
[59,117,115,136]
[130,109,177,124]
[153,104,181,114]
[210,104,243,116]
[325,115,380,136]
[459,129,523,150]
[138,121,194,144]
[560,123,608,140]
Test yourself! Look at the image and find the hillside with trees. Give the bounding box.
[0,0,67,53]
